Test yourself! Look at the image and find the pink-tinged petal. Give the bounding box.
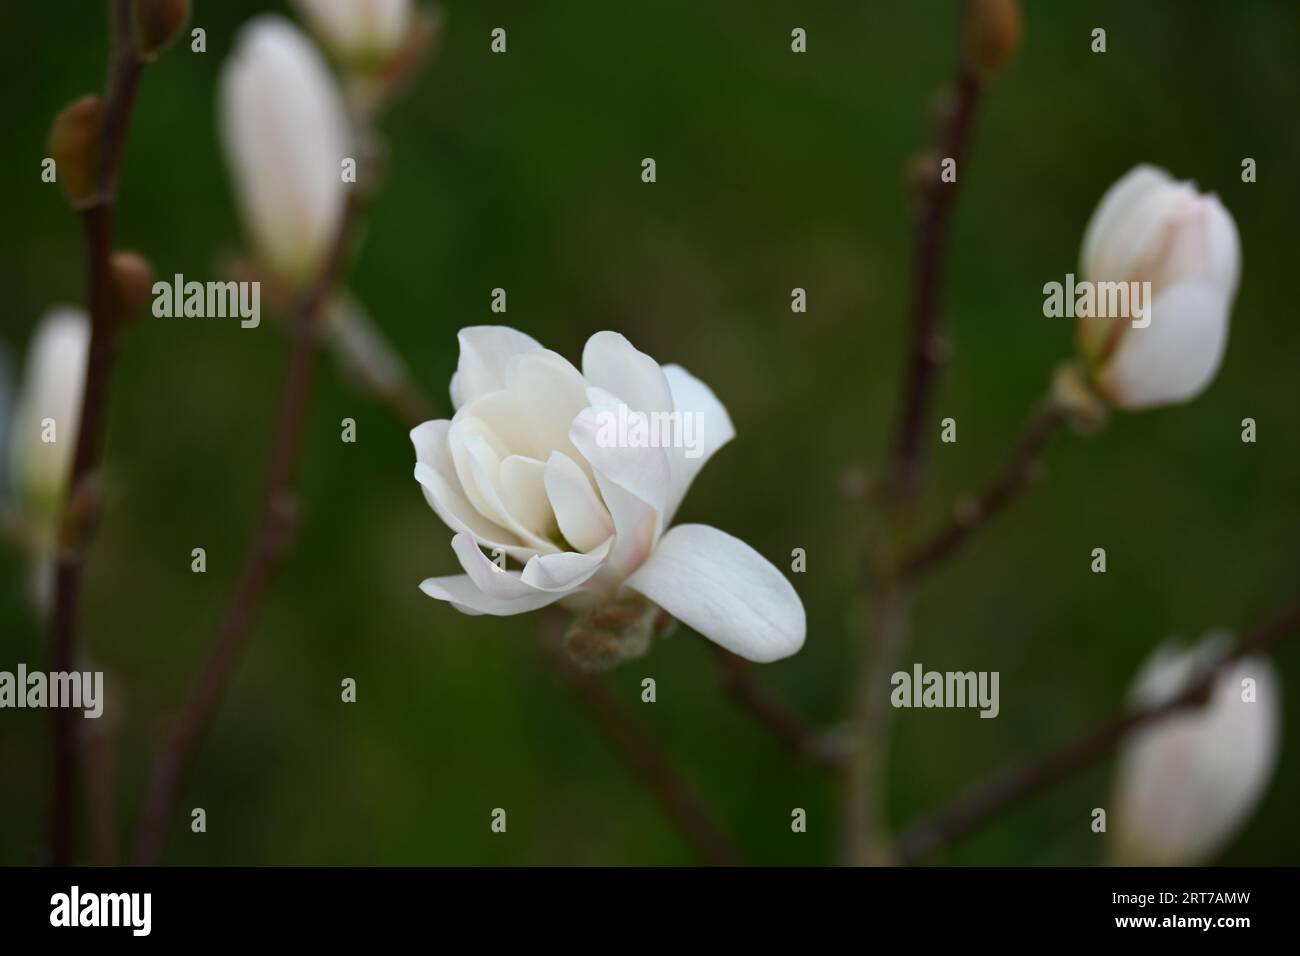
[581,331,673,413]
[451,326,543,410]
[624,524,805,663]
[1100,279,1231,410]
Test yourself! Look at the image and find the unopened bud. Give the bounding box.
[110,251,155,329]
[134,0,191,60]
[48,96,104,209]
[966,0,1022,76]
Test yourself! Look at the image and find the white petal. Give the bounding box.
[451,326,543,410]
[1149,193,1241,299]
[411,421,526,550]
[449,422,557,554]
[504,348,591,470]
[219,17,351,283]
[581,331,673,413]
[624,524,805,663]
[499,455,554,538]
[1081,165,1190,283]
[10,308,89,520]
[661,363,735,524]
[1101,280,1231,409]
[544,451,614,553]
[520,537,612,591]
[418,574,565,617]
[569,406,669,579]
[1112,643,1279,865]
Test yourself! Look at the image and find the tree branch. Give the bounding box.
[901,402,1065,580]
[541,621,742,866]
[49,0,147,866]
[709,643,846,773]
[847,1,988,866]
[131,191,365,866]
[895,596,1300,864]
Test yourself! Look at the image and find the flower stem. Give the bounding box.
[48,0,146,865]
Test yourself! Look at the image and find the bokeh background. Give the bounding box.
[2,0,1298,865]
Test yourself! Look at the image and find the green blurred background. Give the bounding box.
[2,0,1298,865]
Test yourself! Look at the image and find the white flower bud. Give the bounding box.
[8,308,90,541]
[290,0,412,68]
[1111,636,1279,865]
[219,16,352,285]
[1078,164,1241,410]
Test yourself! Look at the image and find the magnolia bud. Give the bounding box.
[219,17,352,286]
[8,309,90,544]
[133,0,191,60]
[48,96,104,209]
[110,251,156,329]
[1111,637,1279,866]
[966,0,1021,76]
[1077,164,1241,410]
[290,0,413,69]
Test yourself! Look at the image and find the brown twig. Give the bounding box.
[49,0,146,865]
[901,402,1065,580]
[131,191,365,866]
[541,619,742,866]
[894,597,1300,865]
[847,3,988,866]
[891,65,984,494]
[709,644,846,773]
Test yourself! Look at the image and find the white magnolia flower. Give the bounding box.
[1078,164,1241,410]
[411,327,806,664]
[1111,637,1279,866]
[8,307,90,539]
[290,0,412,66]
[219,16,351,285]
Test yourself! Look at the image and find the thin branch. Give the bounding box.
[541,621,742,866]
[49,0,146,865]
[895,597,1300,865]
[131,191,365,866]
[891,61,984,494]
[709,643,846,773]
[847,1,988,866]
[901,402,1065,580]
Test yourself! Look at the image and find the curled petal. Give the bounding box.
[450,326,543,410]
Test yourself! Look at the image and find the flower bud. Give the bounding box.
[966,0,1021,76]
[1111,637,1279,866]
[110,250,155,330]
[133,0,191,60]
[1077,165,1241,410]
[290,0,413,70]
[48,96,104,209]
[219,17,352,286]
[8,309,90,544]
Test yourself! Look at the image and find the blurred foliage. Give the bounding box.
[1,0,1298,865]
